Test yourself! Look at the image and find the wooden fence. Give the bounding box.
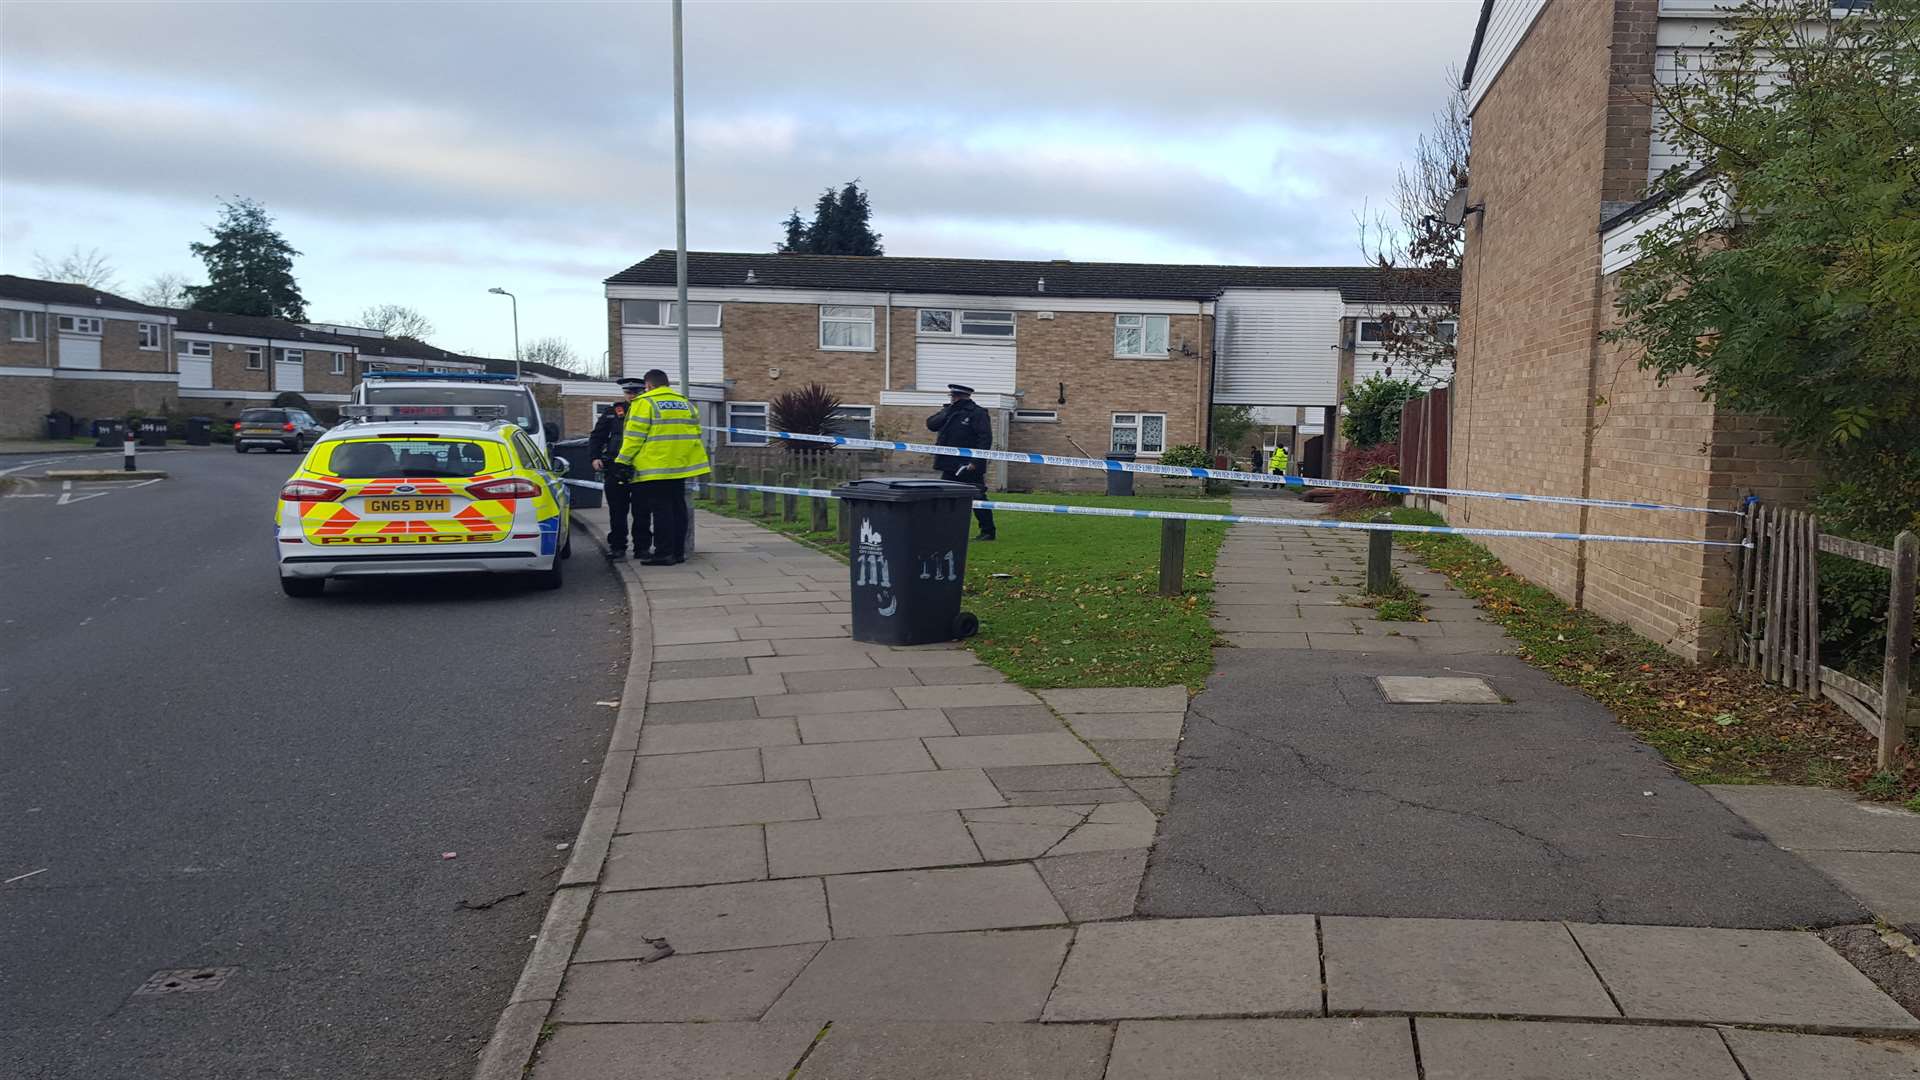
[1396,386,1450,494]
[1736,502,1917,769]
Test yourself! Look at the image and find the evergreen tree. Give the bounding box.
[805,187,840,253]
[185,198,307,320]
[772,181,883,255]
[777,209,809,254]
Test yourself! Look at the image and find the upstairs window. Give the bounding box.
[819,305,875,350]
[138,323,162,349]
[918,309,1015,339]
[331,353,347,374]
[281,349,305,365]
[1114,314,1169,358]
[56,315,103,335]
[7,310,37,341]
[184,341,213,359]
[621,300,720,328]
[245,346,264,370]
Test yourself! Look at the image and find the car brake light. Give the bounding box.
[233,421,244,431]
[467,478,539,500]
[281,479,345,502]
[283,422,296,432]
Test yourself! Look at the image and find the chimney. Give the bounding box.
[746,269,758,284]
[1037,277,1046,293]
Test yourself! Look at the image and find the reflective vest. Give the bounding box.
[615,386,711,481]
[1268,446,1290,473]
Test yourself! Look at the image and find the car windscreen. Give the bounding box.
[327,440,491,479]
[363,386,537,434]
[239,409,288,423]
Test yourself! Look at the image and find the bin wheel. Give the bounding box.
[952,611,979,640]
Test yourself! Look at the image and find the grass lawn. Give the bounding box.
[1362,504,1919,806]
[697,481,1228,690]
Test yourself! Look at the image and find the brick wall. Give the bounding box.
[213,343,272,393]
[101,317,170,373]
[51,377,180,421]
[0,373,52,436]
[1,315,52,368]
[302,351,354,397]
[1605,0,1660,203]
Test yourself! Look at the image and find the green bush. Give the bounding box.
[1159,444,1228,494]
[1814,447,1920,678]
[1341,376,1421,448]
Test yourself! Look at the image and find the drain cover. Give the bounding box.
[1376,676,1503,704]
[133,966,238,996]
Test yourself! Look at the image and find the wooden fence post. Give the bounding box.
[1803,512,1820,701]
[760,468,777,517]
[1366,513,1394,595]
[735,471,751,511]
[810,477,832,533]
[1878,530,1917,771]
[781,472,797,522]
[1159,519,1187,597]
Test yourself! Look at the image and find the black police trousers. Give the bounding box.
[642,478,689,561]
[605,478,651,556]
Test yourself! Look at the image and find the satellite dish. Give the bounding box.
[1443,185,1483,227]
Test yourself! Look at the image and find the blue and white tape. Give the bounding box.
[703,426,1744,518]
[689,480,1749,548]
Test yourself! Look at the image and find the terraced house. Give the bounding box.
[603,251,1455,491]
[0,276,179,435]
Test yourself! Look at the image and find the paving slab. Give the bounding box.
[1049,801,1157,855]
[925,732,1101,769]
[1009,787,1138,806]
[1568,922,1920,1031]
[1222,632,1315,650]
[643,697,760,725]
[1705,784,1920,853]
[763,929,1073,1022]
[1103,1018,1417,1080]
[1802,851,1920,927]
[602,824,767,891]
[762,738,937,781]
[629,748,764,791]
[1723,1028,1920,1079]
[826,863,1067,937]
[812,768,1005,818]
[1042,915,1320,1021]
[740,625,857,640]
[1087,739,1177,778]
[943,704,1062,735]
[782,667,922,693]
[618,779,817,833]
[870,649,982,668]
[655,625,741,646]
[531,1022,821,1080]
[1415,1018,1744,1080]
[1375,675,1503,704]
[577,877,829,959]
[909,666,1011,686]
[653,640,776,662]
[799,709,956,743]
[637,717,798,756]
[1036,848,1148,922]
[965,805,1091,826]
[1322,917,1616,1019]
[897,683,1038,709]
[550,943,822,1023]
[755,688,908,717]
[1061,713,1186,740]
[748,652,879,675]
[651,656,752,681]
[767,811,982,878]
[1123,777,1173,814]
[986,763,1122,792]
[794,1021,1111,1080]
[1038,686,1188,714]
[968,820,1075,860]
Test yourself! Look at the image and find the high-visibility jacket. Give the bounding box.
[1268,446,1290,473]
[615,386,711,481]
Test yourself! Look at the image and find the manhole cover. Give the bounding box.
[133,967,238,996]
[1376,676,1503,704]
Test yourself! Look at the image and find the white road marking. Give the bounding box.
[3,868,48,885]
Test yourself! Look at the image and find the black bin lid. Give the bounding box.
[831,476,980,503]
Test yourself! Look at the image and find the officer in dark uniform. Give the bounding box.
[926,383,996,541]
[589,378,651,560]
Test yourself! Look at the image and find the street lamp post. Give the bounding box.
[487,287,521,380]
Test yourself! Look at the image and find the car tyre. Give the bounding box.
[531,555,564,591]
[281,576,325,598]
[235,445,248,454]
[560,533,573,560]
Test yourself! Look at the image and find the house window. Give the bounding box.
[917,309,1015,339]
[56,315,103,335]
[1111,412,1166,455]
[1358,318,1456,347]
[1357,319,1387,347]
[331,353,347,375]
[620,300,721,328]
[1114,314,1169,358]
[592,401,618,422]
[819,305,875,350]
[1438,320,1458,344]
[726,401,770,445]
[829,405,874,440]
[245,346,264,370]
[7,311,37,341]
[282,349,305,365]
[184,341,213,359]
[137,323,162,349]
[1012,409,1059,423]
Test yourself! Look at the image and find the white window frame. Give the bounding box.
[56,315,103,335]
[137,323,162,350]
[331,353,347,375]
[725,401,771,445]
[621,300,721,328]
[281,348,305,365]
[1113,314,1169,358]
[184,340,213,359]
[1111,412,1167,456]
[7,310,38,341]
[829,404,874,440]
[1012,409,1059,423]
[917,308,1015,340]
[819,305,875,351]
[245,346,264,370]
[591,401,618,422]
[1357,318,1387,347]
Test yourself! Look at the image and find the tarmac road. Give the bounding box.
[0,448,627,1080]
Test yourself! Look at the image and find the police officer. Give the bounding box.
[1267,442,1290,490]
[926,383,996,541]
[613,368,711,565]
[590,379,650,560]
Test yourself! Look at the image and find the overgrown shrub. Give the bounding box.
[1814,446,1920,678]
[1158,444,1228,494]
[769,383,844,454]
[1328,445,1400,514]
[1340,376,1420,448]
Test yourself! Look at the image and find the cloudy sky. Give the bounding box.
[0,0,1479,369]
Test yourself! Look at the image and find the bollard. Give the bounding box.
[760,468,777,517]
[1159,519,1187,597]
[1366,512,1394,595]
[735,472,751,511]
[810,476,831,533]
[781,471,798,522]
[708,464,728,503]
[123,429,137,472]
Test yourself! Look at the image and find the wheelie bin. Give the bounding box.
[832,477,979,646]
[550,437,602,508]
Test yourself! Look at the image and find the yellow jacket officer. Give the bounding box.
[614,368,711,564]
[1268,445,1290,475]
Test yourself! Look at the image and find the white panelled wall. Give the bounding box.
[1212,289,1347,407]
[622,330,723,384]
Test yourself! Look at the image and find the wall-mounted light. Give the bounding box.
[1057,382,1066,405]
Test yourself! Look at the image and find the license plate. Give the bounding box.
[365,497,449,513]
[243,429,280,436]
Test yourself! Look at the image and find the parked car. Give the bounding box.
[234,408,327,454]
[351,370,551,446]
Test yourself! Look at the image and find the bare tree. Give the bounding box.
[1356,70,1468,383]
[522,336,588,373]
[359,303,436,342]
[34,247,120,291]
[137,272,193,309]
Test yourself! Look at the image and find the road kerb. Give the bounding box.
[470,509,652,1080]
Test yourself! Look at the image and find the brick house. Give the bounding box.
[0,275,180,436]
[173,310,363,417]
[1451,0,1815,659]
[604,251,1451,491]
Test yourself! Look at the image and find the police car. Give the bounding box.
[274,404,571,597]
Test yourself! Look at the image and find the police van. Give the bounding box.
[350,370,553,445]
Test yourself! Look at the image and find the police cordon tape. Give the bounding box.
[702,426,1745,518]
[560,477,1746,548]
